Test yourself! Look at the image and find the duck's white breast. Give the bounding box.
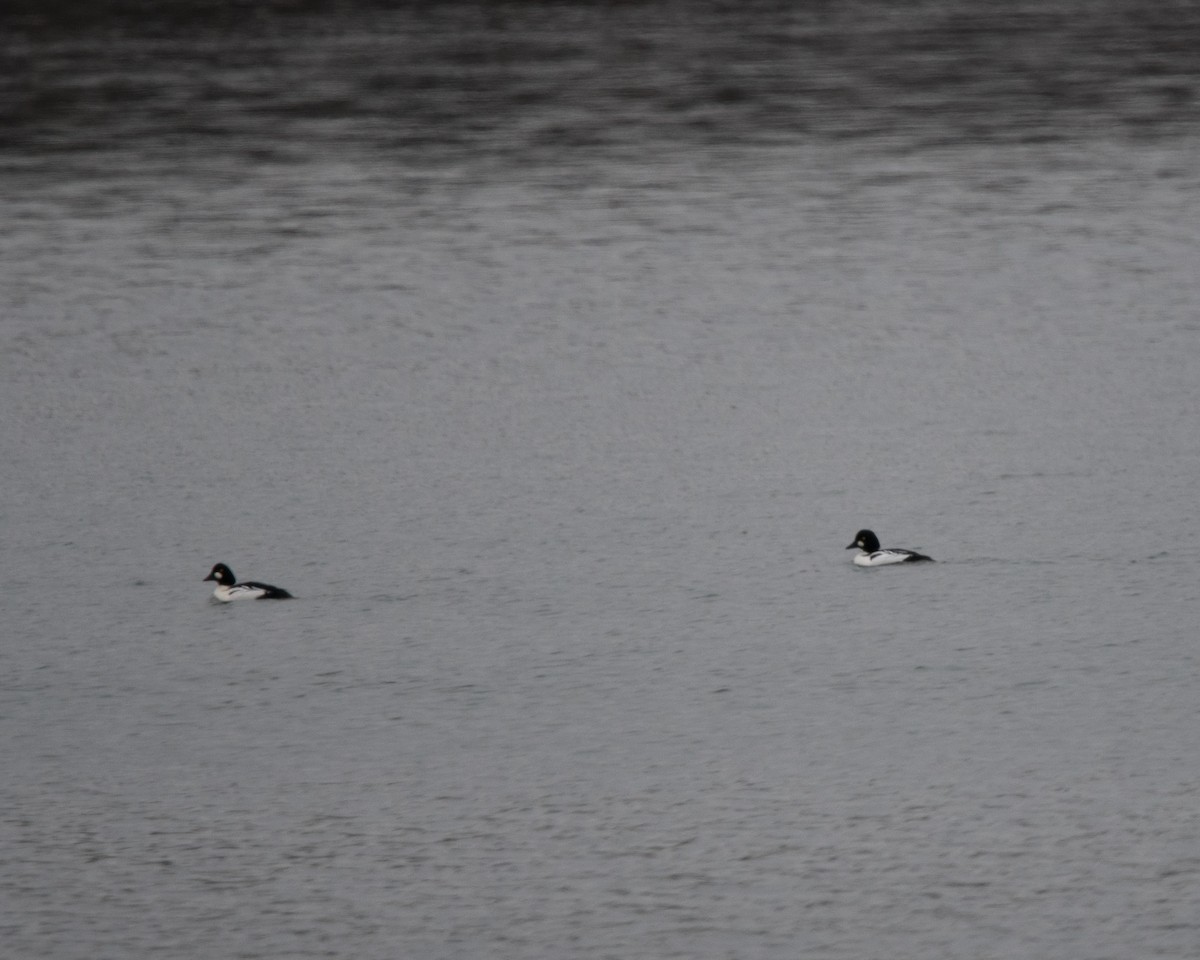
[213,584,267,601]
[854,551,910,567]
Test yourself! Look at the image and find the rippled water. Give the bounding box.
[4,3,1200,958]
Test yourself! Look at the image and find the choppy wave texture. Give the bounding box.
[2,0,1199,171]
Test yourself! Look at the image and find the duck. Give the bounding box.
[846,529,933,566]
[204,562,293,601]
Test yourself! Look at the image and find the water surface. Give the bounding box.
[4,3,1200,958]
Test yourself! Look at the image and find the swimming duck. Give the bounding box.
[845,529,933,566]
[204,562,293,601]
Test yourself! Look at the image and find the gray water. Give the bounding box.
[4,2,1200,957]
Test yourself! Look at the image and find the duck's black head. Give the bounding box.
[204,563,235,584]
[846,529,880,552]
